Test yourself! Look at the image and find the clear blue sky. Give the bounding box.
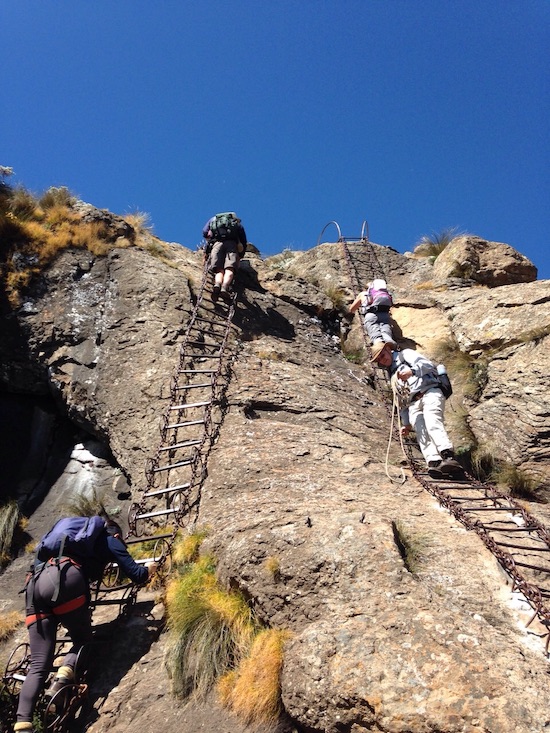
[2,1,549,278]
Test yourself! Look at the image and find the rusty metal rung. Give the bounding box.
[134,507,180,520]
[159,440,201,452]
[170,400,212,411]
[143,483,191,497]
[166,419,205,429]
[179,369,217,374]
[153,458,194,472]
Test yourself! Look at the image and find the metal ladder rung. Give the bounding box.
[109,557,159,567]
[159,439,201,451]
[186,340,222,349]
[91,598,132,606]
[495,540,550,552]
[134,507,180,520]
[189,324,226,337]
[180,353,223,360]
[166,419,205,429]
[143,483,191,497]
[170,400,212,410]
[512,560,550,574]
[173,383,212,391]
[460,506,518,512]
[126,533,174,543]
[193,316,227,326]
[179,369,217,374]
[153,458,193,472]
[448,496,501,502]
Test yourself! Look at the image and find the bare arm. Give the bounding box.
[348,292,367,314]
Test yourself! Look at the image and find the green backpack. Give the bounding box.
[209,212,241,241]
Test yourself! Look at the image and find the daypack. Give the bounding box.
[395,352,453,400]
[367,278,393,310]
[36,515,106,563]
[208,212,242,242]
[435,365,453,399]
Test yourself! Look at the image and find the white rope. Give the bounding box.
[383,376,409,484]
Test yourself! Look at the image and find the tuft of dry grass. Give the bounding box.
[391,519,430,576]
[124,211,152,232]
[413,227,461,258]
[62,488,107,518]
[264,248,296,270]
[39,186,75,209]
[165,555,257,700]
[7,186,38,220]
[0,611,23,642]
[218,628,291,724]
[264,556,281,581]
[323,285,348,310]
[172,530,208,567]
[493,463,541,501]
[0,501,20,566]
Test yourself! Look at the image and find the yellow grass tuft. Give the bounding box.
[0,500,20,565]
[218,628,291,724]
[172,530,208,567]
[264,556,280,580]
[0,611,24,641]
[165,554,258,700]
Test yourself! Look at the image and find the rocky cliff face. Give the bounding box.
[1,220,549,733]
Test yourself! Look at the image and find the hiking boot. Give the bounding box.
[211,285,221,303]
[439,450,463,475]
[439,458,463,475]
[219,286,232,303]
[427,460,444,478]
[44,666,74,699]
[14,723,34,732]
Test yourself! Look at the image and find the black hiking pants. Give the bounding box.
[17,559,92,724]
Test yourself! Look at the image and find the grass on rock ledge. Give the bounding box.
[165,532,290,725]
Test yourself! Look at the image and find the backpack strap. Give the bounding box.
[50,533,68,603]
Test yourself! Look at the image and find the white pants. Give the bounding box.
[408,387,453,463]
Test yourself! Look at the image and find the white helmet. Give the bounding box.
[372,278,387,290]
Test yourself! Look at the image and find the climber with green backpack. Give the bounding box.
[202,212,248,303]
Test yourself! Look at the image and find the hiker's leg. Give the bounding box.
[363,313,382,342]
[17,573,57,724]
[422,389,453,454]
[222,244,239,289]
[54,564,92,671]
[378,313,396,346]
[209,242,225,281]
[408,399,440,464]
[222,267,235,289]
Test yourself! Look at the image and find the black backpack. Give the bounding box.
[208,212,241,241]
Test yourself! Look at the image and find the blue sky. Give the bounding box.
[2,1,549,278]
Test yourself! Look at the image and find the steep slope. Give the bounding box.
[1,224,549,733]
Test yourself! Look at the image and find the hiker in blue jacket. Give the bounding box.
[371,342,462,478]
[202,213,247,303]
[14,519,155,733]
